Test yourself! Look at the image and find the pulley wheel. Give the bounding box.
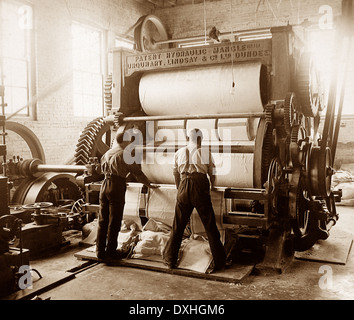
[134,15,169,52]
[308,146,333,197]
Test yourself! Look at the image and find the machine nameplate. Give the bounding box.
[125,39,272,76]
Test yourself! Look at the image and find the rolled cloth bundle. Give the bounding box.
[137,62,266,187]
[139,62,267,116]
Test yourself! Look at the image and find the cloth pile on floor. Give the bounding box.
[119,218,214,273]
[333,171,354,206]
[81,218,216,273]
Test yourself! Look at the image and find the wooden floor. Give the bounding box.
[74,246,255,284]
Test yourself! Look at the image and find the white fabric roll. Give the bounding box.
[139,62,266,116]
[141,152,254,188]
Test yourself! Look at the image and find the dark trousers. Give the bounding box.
[96,175,126,256]
[163,173,226,269]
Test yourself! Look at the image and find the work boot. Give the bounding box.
[105,250,125,261]
[163,259,177,270]
[96,251,106,261]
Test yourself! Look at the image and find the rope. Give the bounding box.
[230,0,235,92]
[203,0,207,45]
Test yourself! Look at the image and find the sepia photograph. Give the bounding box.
[0,0,354,307]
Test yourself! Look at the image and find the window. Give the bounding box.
[179,41,212,48]
[72,23,104,117]
[237,31,272,42]
[0,0,33,117]
[309,29,354,116]
[115,37,134,50]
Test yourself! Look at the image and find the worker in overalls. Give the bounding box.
[96,132,158,261]
[163,128,226,272]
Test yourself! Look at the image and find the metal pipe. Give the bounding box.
[35,164,87,174]
[121,112,265,123]
[326,219,337,232]
[154,28,272,45]
[142,144,255,154]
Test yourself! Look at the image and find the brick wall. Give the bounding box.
[155,0,343,38]
[6,0,151,164]
[6,0,353,168]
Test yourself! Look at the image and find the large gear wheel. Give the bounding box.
[296,53,324,118]
[75,118,112,166]
[283,92,297,136]
[104,74,113,113]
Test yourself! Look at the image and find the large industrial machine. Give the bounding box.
[1,2,353,295]
[86,15,346,271]
[70,10,351,272]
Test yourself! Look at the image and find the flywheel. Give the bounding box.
[11,173,83,206]
[5,121,46,163]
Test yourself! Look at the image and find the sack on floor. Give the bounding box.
[178,236,213,274]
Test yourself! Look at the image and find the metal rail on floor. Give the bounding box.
[5,260,101,300]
